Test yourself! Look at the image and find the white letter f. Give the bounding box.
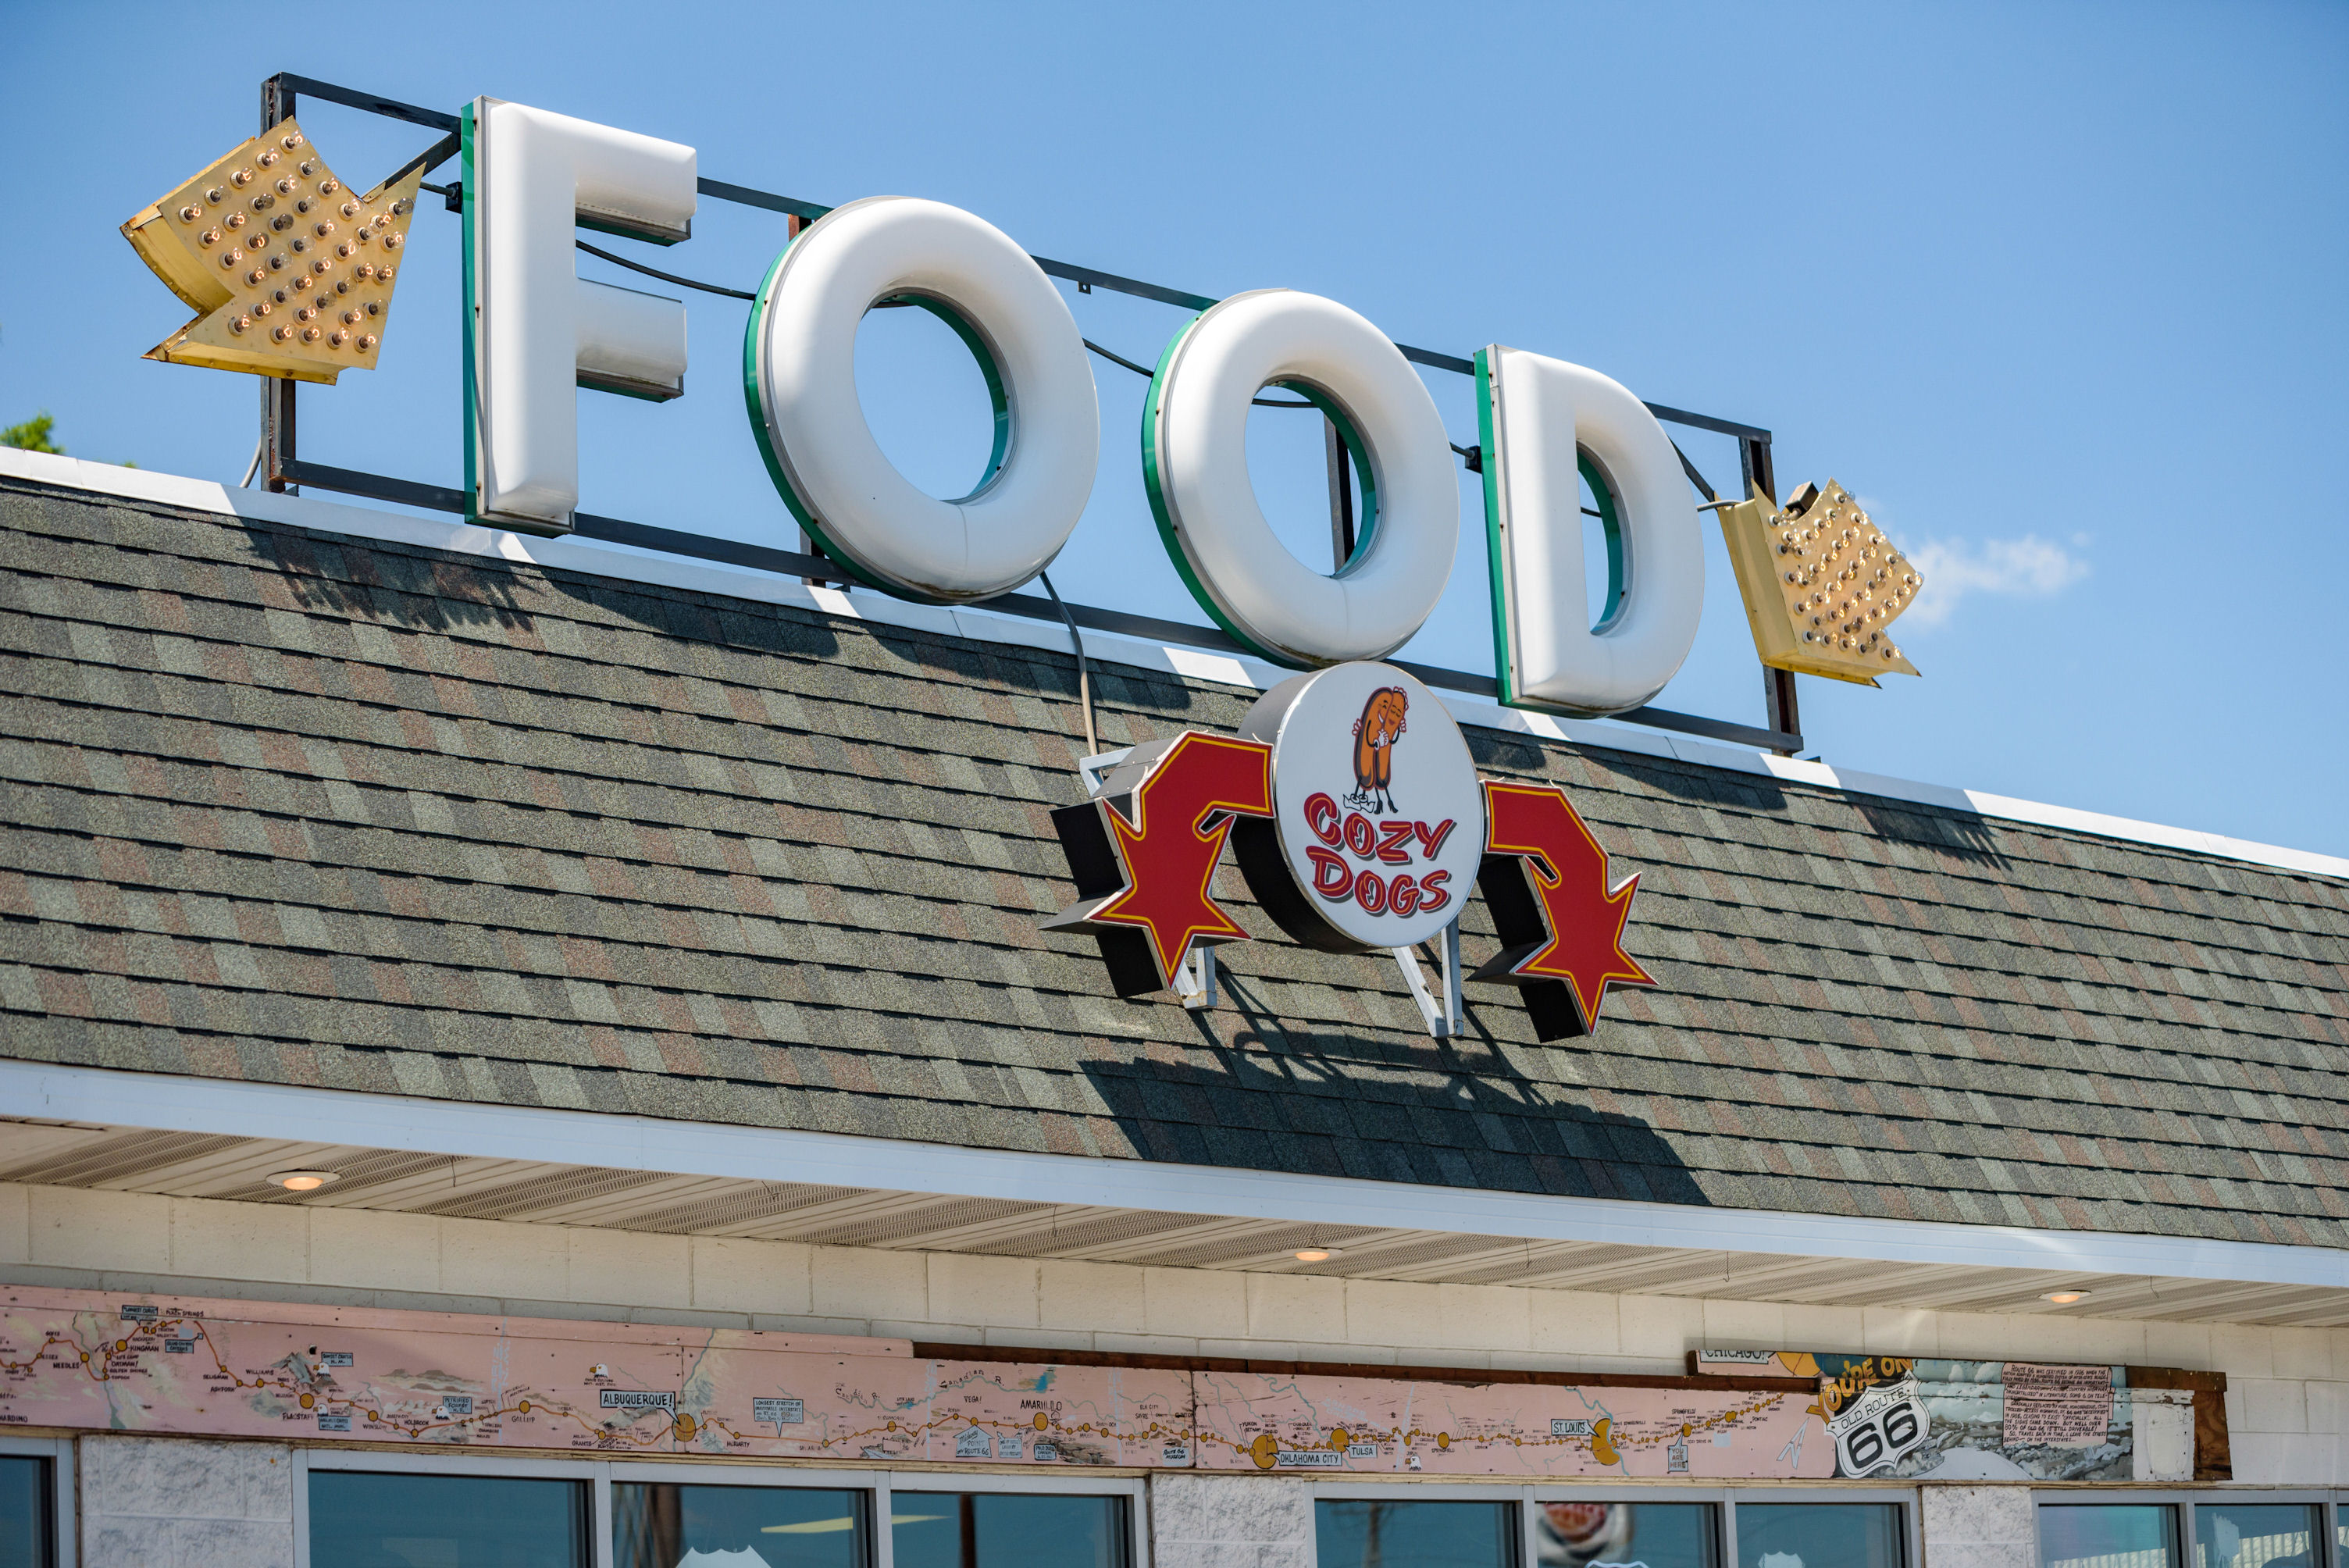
[464,97,697,533]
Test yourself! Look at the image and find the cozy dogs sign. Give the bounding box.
[1045,663,1652,1039]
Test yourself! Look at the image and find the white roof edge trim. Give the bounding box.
[2,1059,2342,1291]
[4,449,2343,881]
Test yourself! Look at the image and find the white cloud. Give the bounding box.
[1901,534,2090,628]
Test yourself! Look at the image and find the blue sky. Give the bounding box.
[5,1,2344,854]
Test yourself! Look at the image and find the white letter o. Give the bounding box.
[746,196,1099,603]
[1143,290,1458,668]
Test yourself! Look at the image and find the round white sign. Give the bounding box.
[1232,662,1488,953]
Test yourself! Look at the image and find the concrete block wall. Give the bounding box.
[79,1436,294,1568]
[1920,1483,2040,1568]
[2,1182,2344,1483]
[1149,1474,1314,1568]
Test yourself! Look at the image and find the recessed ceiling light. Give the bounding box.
[1293,1248,1339,1263]
[267,1171,339,1192]
[2041,1289,2090,1305]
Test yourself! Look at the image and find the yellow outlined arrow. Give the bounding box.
[122,119,421,383]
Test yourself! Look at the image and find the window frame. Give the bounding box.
[1708,1485,1920,1568]
[292,1447,1148,1568]
[1309,1485,1531,1566]
[881,1468,1148,1568]
[0,1435,74,1568]
[1308,1479,1920,1568]
[2034,1488,2343,1568]
[295,1450,600,1568]
[604,1462,891,1568]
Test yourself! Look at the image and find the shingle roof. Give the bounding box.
[2,477,2344,1249]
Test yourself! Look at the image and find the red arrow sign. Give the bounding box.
[1474,780,1656,1039]
[1045,732,1274,996]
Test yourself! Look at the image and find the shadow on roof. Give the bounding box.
[1853,798,2008,866]
[1074,968,1715,1209]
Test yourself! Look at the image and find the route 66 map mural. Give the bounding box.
[1,1286,1847,1478]
[1189,1370,1827,1477]
[0,1286,1189,1465]
[1693,1349,2201,1481]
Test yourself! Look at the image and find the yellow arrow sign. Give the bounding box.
[122,119,422,384]
[1720,479,1925,686]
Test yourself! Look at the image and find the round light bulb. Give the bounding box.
[1293,1248,1339,1263]
[2041,1289,2089,1305]
[268,1171,338,1192]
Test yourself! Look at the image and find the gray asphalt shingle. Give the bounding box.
[2,479,2345,1248]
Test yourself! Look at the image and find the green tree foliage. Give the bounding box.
[2,412,62,454]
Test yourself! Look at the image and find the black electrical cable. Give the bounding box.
[557,244,1488,469]
[575,238,757,302]
[1080,337,1154,379]
[1081,337,1314,408]
[1670,440,1720,502]
[1039,571,1097,760]
[387,130,461,193]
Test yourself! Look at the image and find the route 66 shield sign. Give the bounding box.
[1826,1376,1930,1477]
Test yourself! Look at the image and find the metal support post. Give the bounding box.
[1441,918,1462,1036]
[1176,946,1217,1010]
[260,77,298,494]
[262,380,297,495]
[1324,416,1355,569]
[1741,433,1798,753]
[1392,922,1462,1039]
[1763,668,1800,755]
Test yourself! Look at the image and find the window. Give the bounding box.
[892,1491,1128,1568]
[308,1470,590,1568]
[2039,1505,2180,1568]
[1317,1499,1519,1568]
[614,1482,868,1568]
[1735,1502,1905,1568]
[0,1456,51,1568]
[1535,1502,1715,1568]
[2192,1504,2322,1568]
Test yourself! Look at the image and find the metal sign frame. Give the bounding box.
[252,73,1801,754]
